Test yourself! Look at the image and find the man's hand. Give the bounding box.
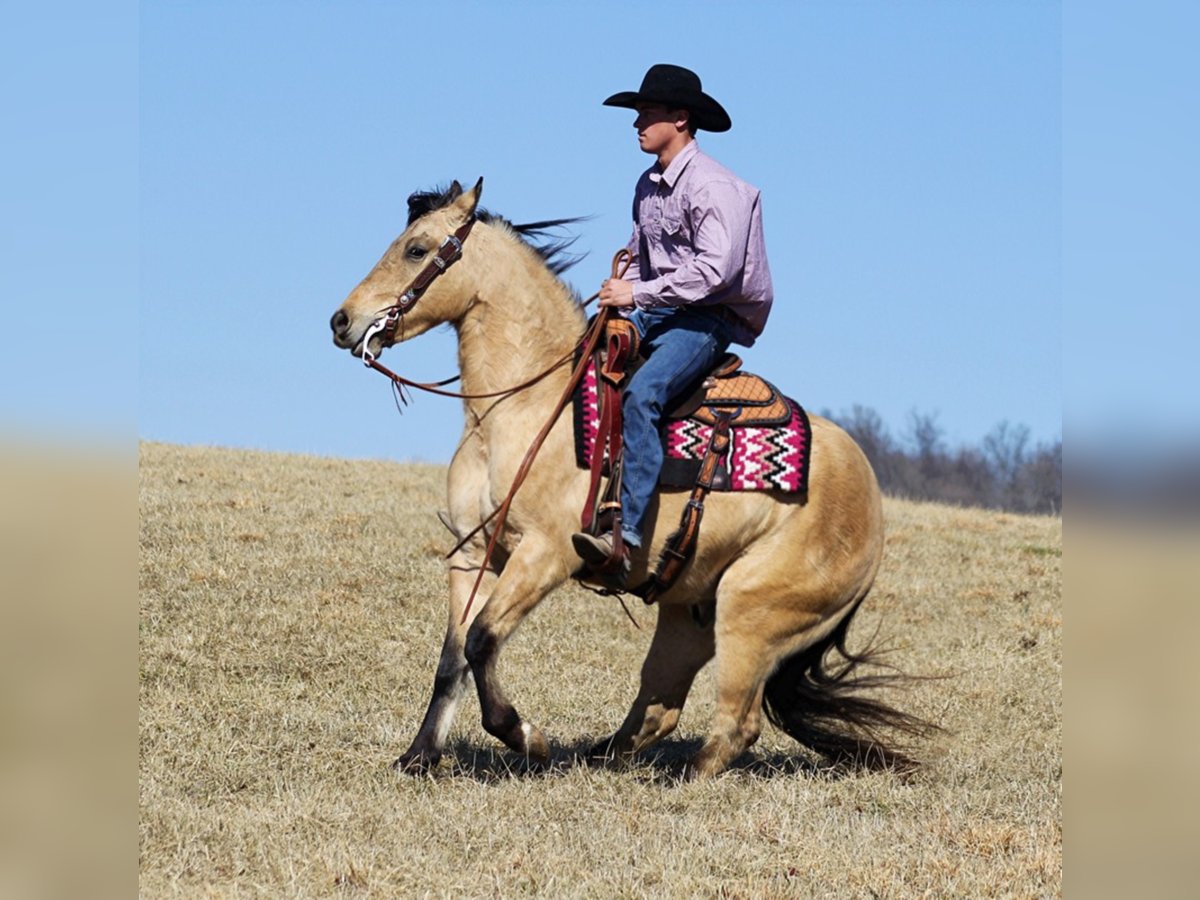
[598,278,635,309]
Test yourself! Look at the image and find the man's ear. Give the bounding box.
[450,177,483,221]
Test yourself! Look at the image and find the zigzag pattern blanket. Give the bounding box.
[572,356,811,494]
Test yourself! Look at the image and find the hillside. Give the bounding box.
[139,441,1061,897]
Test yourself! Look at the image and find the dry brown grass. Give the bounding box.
[139,441,1061,898]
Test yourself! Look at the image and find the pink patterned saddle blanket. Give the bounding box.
[572,356,812,493]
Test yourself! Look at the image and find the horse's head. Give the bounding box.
[330,178,482,359]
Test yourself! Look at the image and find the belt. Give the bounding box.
[707,304,743,330]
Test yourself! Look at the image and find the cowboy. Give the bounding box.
[572,63,774,588]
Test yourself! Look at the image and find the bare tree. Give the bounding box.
[983,421,1030,485]
[906,409,945,464]
[1014,440,1061,514]
[824,406,1059,516]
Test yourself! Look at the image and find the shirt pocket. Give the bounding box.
[661,215,683,240]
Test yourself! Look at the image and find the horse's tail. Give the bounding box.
[762,596,939,771]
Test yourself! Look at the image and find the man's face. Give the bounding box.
[633,103,687,156]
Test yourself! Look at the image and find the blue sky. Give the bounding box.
[20,0,1161,464]
[136,0,1061,463]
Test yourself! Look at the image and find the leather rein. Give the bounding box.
[355,215,632,624]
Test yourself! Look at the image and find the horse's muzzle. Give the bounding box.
[330,309,351,343]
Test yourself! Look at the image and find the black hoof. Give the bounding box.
[392,750,440,775]
[586,736,621,763]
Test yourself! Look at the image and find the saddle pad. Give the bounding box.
[572,356,811,494]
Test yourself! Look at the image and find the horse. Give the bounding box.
[330,179,931,780]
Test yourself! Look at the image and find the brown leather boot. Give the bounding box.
[571,531,631,590]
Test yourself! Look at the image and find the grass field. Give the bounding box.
[139,441,1061,897]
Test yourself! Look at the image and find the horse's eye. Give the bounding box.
[407,245,429,261]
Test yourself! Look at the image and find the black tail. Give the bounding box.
[762,597,939,772]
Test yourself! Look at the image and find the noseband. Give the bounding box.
[361,216,477,365]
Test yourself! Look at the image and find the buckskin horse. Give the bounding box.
[329,179,930,780]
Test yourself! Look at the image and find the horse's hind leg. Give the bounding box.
[592,602,715,763]
[685,577,829,781]
[394,554,496,773]
[684,633,778,780]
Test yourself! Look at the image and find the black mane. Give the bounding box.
[406,183,587,277]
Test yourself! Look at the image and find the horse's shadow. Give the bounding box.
[416,736,844,785]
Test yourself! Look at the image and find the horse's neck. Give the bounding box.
[454,236,585,414]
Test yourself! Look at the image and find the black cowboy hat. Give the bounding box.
[603,63,732,133]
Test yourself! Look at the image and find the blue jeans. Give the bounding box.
[619,307,733,548]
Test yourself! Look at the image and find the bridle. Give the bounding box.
[360,216,476,368]
[348,215,633,624]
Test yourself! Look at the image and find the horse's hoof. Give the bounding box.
[682,752,725,782]
[521,724,551,765]
[392,750,439,775]
[585,735,635,768]
[587,736,619,762]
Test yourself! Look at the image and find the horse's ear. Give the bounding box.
[450,177,483,221]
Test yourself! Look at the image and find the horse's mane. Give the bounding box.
[406,184,587,277]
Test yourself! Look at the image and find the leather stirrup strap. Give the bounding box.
[580,318,637,532]
[594,456,627,574]
[580,380,616,531]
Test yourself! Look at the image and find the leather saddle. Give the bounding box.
[666,353,792,428]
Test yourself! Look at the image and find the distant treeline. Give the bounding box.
[824,406,1062,516]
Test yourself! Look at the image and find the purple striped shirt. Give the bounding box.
[622,140,773,346]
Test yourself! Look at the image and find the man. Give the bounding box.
[572,63,774,587]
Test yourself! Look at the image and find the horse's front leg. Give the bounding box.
[464,534,570,764]
[393,549,496,773]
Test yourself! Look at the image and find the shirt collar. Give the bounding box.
[648,140,699,189]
